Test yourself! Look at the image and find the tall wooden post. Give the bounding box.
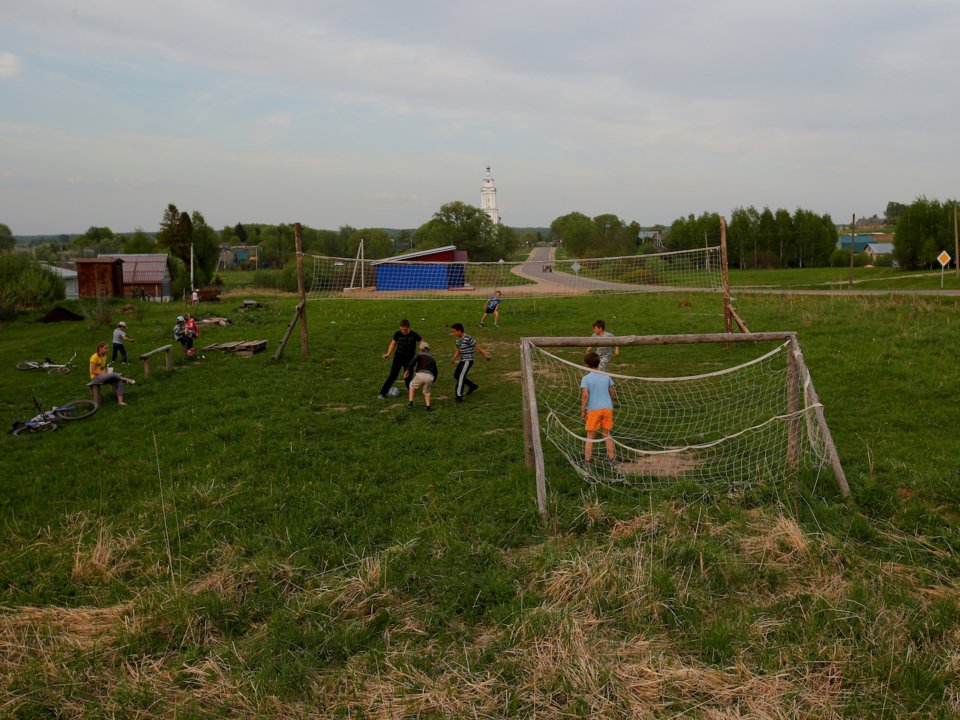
[720,216,732,334]
[954,201,958,279]
[294,222,308,357]
[520,340,549,520]
[848,213,856,290]
[786,341,800,469]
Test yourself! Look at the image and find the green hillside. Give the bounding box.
[1,289,958,717]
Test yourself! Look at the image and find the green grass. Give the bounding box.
[730,266,960,291]
[1,288,959,717]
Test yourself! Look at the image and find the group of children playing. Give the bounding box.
[379,319,492,412]
[378,291,621,465]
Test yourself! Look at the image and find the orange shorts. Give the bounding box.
[585,408,613,432]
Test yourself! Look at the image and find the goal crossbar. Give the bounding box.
[520,332,849,518]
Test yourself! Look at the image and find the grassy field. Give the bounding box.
[1,289,959,718]
[730,266,960,291]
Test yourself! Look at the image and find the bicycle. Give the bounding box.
[16,351,78,375]
[9,397,99,437]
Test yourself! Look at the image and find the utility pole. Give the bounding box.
[954,201,958,278]
[848,213,856,290]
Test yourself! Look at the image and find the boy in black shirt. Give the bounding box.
[379,319,423,399]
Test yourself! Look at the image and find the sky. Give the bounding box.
[1,0,958,236]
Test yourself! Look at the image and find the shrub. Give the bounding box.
[0,255,65,308]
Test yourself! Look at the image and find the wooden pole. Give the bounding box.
[294,222,308,357]
[273,302,304,361]
[954,201,958,279]
[848,213,856,290]
[520,339,549,520]
[787,334,850,496]
[786,340,800,469]
[720,216,732,334]
[523,331,795,348]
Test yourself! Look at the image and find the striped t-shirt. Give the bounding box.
[457,334,477,361]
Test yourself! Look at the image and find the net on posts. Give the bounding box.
[528,341,829,487]
[306,246,723,300]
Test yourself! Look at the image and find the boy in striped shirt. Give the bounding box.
[449,322,491,402]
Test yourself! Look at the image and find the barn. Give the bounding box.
[373,246,470,291]
[76,258,125,298]
[99,254,172,301]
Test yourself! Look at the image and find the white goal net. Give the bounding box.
[521,334,846,508]
[306,246,723,300]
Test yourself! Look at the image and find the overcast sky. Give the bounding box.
[1,0,958,235]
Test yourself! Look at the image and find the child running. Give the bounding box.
[449,322,491,402]
[580,351,616,465]
[403,341,438,412]
[479,290,503,327]
[586,319,619,372]
[111,321,134,364]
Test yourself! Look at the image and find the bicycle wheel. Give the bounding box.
[11,421,59,436]
[47,366,71,376]
[53,399,99,421]
[16,361,39,371]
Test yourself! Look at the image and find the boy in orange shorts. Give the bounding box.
[580,351,616,464]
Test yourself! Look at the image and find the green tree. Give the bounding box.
[234,223,248,244]
[72,226,119,253]
[191,211,219,283]
[550,211,597,257]
[885,201,908,224]
[495,223,519,259]
[774,208,793,266]
[667,212,722,252]
[0,223,13,253]
[347,229,394,259]
[893,197,952,270]
[0,255,64,306]
[158,204,192,262]
[413,202,502,261]
[727,206,760,269]
[122,228,156,254]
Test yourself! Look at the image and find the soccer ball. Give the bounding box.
[387,387,401,397]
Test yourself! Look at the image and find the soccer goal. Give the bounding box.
[519,332,848,517]
[304,244,725,301]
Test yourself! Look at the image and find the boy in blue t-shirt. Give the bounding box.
[479,290,502,328]
[580,351,616,464]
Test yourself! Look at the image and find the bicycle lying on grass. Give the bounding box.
[16,351,78,375]
[8,397,99,437]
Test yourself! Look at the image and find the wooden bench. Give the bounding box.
[88,382,102,406]
[140,344,173,379]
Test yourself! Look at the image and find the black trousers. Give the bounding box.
[380,355,413,396]
[453,360,477,398]
[112,343,127,363]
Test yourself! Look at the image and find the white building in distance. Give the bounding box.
[480,165,500,224]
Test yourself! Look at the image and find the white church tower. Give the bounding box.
[480,165,500,224]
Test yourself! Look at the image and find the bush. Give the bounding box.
[829,249,870,268]
[0,255,65,308]
[251,270,281,289]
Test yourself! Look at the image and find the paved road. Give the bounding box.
[511,245,664,293]
[513,246,960,297]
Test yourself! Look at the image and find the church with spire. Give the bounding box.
[480,165,500,224]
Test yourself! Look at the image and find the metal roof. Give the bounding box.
[373,245,458,265]
[99,254,170,284]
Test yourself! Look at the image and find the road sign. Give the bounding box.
[938,250,951,267]
[570,261,581,274]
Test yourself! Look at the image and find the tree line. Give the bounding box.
[6,196,956,279]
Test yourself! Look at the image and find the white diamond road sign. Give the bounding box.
[938,251,951,267]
